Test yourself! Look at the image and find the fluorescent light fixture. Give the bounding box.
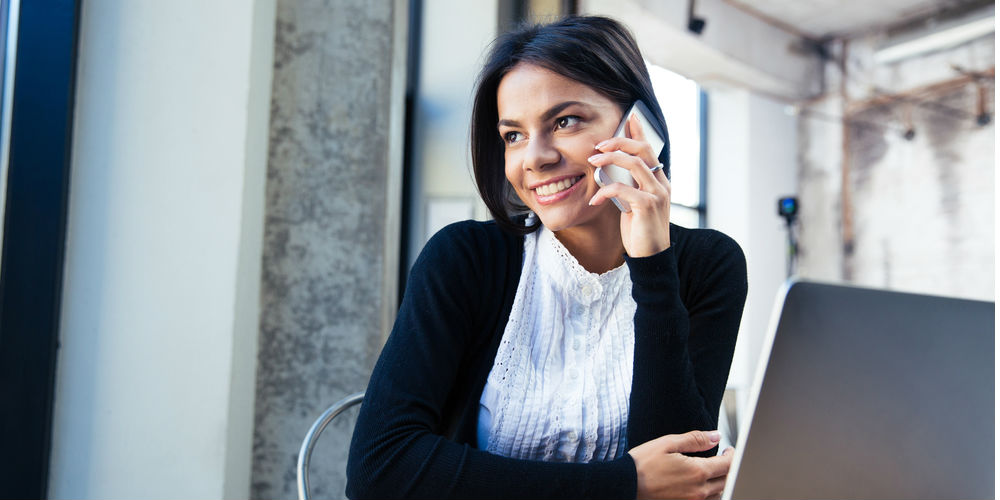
[874,15,994,64]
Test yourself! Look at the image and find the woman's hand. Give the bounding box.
[628,430,735,500]
[587,113,671,258]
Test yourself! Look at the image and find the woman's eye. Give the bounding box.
[503,131,523,144]
[555,116,581,129]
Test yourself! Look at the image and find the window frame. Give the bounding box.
[0,0,82,496]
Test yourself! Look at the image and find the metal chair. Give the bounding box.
[296,391,365,500]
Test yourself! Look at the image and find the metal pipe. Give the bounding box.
[297,391,366,500]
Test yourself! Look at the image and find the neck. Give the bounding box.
[552,208,625,274]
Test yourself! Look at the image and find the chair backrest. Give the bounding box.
[297,391,365,500]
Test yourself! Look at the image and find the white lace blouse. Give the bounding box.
[476,226,636,462]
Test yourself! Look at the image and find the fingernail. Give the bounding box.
[588,153,601,163]
[707,431,721,443]
[595,140,609,149]
[588,194,598,205]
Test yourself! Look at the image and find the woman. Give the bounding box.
[347,15,747,500]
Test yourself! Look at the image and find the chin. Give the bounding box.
[533,208,587,232]
[537,219,569,232]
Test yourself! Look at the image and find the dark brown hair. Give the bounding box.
[471,15,670,234]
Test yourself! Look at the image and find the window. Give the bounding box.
[648,65,706,228]
[0,1,82,496]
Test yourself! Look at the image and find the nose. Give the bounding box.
[522,135,560,171]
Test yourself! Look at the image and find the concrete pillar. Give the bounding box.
[250,0,407,498]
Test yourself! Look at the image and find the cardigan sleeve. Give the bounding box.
[346,222,637,500]
[624,229,747,456]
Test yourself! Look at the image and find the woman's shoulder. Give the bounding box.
[427,218,521,249]
[416,219,523,270]
[671,223,741,252]
[670,223,746,273]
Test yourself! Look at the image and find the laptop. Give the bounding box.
[722,280,994,500]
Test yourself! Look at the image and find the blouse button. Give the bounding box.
[581,284,595,300]
[572,338,581,351]
[570,369,579,380]
[567,430,578,442]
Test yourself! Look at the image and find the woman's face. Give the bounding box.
[496,63,623,233]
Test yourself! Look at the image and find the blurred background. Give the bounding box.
[0,0,992,498]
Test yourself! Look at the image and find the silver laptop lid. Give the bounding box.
[723,280,994,500]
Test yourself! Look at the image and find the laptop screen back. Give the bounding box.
[725,281,994,500]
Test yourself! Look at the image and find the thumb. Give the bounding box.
[661,430,721,454]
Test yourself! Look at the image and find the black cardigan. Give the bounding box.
[347,220,747,499]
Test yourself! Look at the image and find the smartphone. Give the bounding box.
[593,100,666,213]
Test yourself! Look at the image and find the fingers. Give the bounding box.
[698,448,734,500]
[588,150,664,192]
[629,434,734,500]
[626,113,649,146]
[588,181,659,213]
[596,114,659,165]
[592,141,662,181]
[705,475,728,500]
[701,448,734,480]
[661,430,722,454]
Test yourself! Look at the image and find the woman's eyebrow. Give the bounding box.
[497,101,588,128]
[541,101,585,122]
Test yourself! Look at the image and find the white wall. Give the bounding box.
[798,32,995,302]
[707,88,798,407]
[580,0,820,100]
[48,1,275,498]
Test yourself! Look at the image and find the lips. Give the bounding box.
[534,175,584,196]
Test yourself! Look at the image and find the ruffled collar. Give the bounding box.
[534,227,628,305]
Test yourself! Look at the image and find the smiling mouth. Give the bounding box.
[534,175,584,197]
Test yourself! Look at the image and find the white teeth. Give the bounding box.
[535,176,581,197]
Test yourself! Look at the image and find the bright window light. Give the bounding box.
[647,64,703,224]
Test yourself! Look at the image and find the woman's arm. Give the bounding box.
[588,118,747,455]
[346,221,636,499]
[625,230,748,454]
